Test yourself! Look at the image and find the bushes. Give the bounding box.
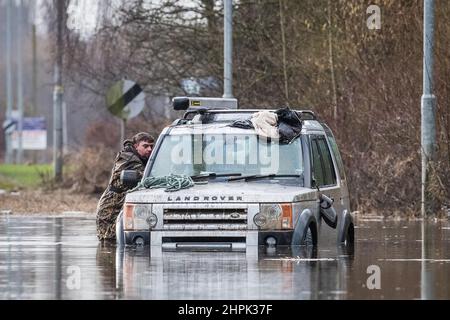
[63,121,117,194]
[64,146,115,194]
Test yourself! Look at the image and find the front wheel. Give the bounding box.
[301,223,317,246]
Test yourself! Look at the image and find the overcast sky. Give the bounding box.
[34,0,100,37]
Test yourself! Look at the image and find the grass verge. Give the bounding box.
[0,164,53,190]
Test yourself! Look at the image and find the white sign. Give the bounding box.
[11,117,47,150]
[12,131,47,150]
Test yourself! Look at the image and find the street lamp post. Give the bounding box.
[421,0,437,217]
[223,0,233,99]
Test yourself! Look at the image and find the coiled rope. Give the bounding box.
[130,174,195,193]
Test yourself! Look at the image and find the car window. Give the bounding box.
[311,136,337,187]
[311,139,325,186]
[317,138,336,186]
[327,131,345,180]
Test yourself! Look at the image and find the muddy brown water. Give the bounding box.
[0,215,449,299]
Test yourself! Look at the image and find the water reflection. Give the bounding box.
[106,244,355,299]
[0,216,449,299]
[420,219,448,300]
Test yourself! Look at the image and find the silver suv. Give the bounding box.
[117,97,354,251]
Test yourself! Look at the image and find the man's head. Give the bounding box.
[132,132,154,159]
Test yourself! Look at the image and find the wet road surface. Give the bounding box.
[0,215,449,299]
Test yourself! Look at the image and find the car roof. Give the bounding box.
[165,109,326,135]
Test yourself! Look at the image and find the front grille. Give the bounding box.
[163,208,248,230]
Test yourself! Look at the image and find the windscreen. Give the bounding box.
[149,134,303,182]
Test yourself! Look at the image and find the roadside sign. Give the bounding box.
[2,119,16,134]
[106,80,145,120]
[11,117,47,150]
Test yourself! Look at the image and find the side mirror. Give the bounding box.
[120,170,140,188]
[319,194,334,209]
[319,194,337,229]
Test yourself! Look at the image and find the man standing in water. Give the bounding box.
[96,132,154,241]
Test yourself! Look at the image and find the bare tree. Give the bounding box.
[42,0,450,215]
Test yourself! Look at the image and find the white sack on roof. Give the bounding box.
[251,111,280,139]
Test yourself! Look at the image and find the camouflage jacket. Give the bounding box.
[107,139,148,194]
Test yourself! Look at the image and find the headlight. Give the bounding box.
[256,203,292,229]
[124,204,156,230]
[146,213,158,228]
[253,213,267,227]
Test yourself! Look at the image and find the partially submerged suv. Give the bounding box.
[117,97,354,251]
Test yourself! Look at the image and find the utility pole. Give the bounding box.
[16,0,24,164]
[223,0,233,99]
[421,0,436,217]
[53,0,64,182]
[31,0,38,164]
[32,3,38,117]
[63,102,68,154]
[5,0,13,164]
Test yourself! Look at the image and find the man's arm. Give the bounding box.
[111,153,146,191]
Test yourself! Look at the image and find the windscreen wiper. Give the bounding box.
[228,174,302,182]
[191,172,242,180]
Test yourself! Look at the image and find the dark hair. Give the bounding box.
[132,132,154,145]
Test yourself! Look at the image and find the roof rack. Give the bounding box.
[173,107,317,126]
[183,107,226,120]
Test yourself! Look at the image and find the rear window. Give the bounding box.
[323,126,346,180]
[311,136,337,187]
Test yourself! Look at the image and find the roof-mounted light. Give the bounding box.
[172,97,238,111]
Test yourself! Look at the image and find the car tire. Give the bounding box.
[339,210,355,245]
[292,209,318,246]
[301,223,317,246]
[344,222,355,245]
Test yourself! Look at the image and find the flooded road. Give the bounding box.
[0,215,449,299]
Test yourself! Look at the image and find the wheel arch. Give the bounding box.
[292,208,319,246]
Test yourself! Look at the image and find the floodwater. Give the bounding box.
[0,215,449,300]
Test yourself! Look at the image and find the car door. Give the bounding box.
[323,128,350,211]
[309,135,342,242]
